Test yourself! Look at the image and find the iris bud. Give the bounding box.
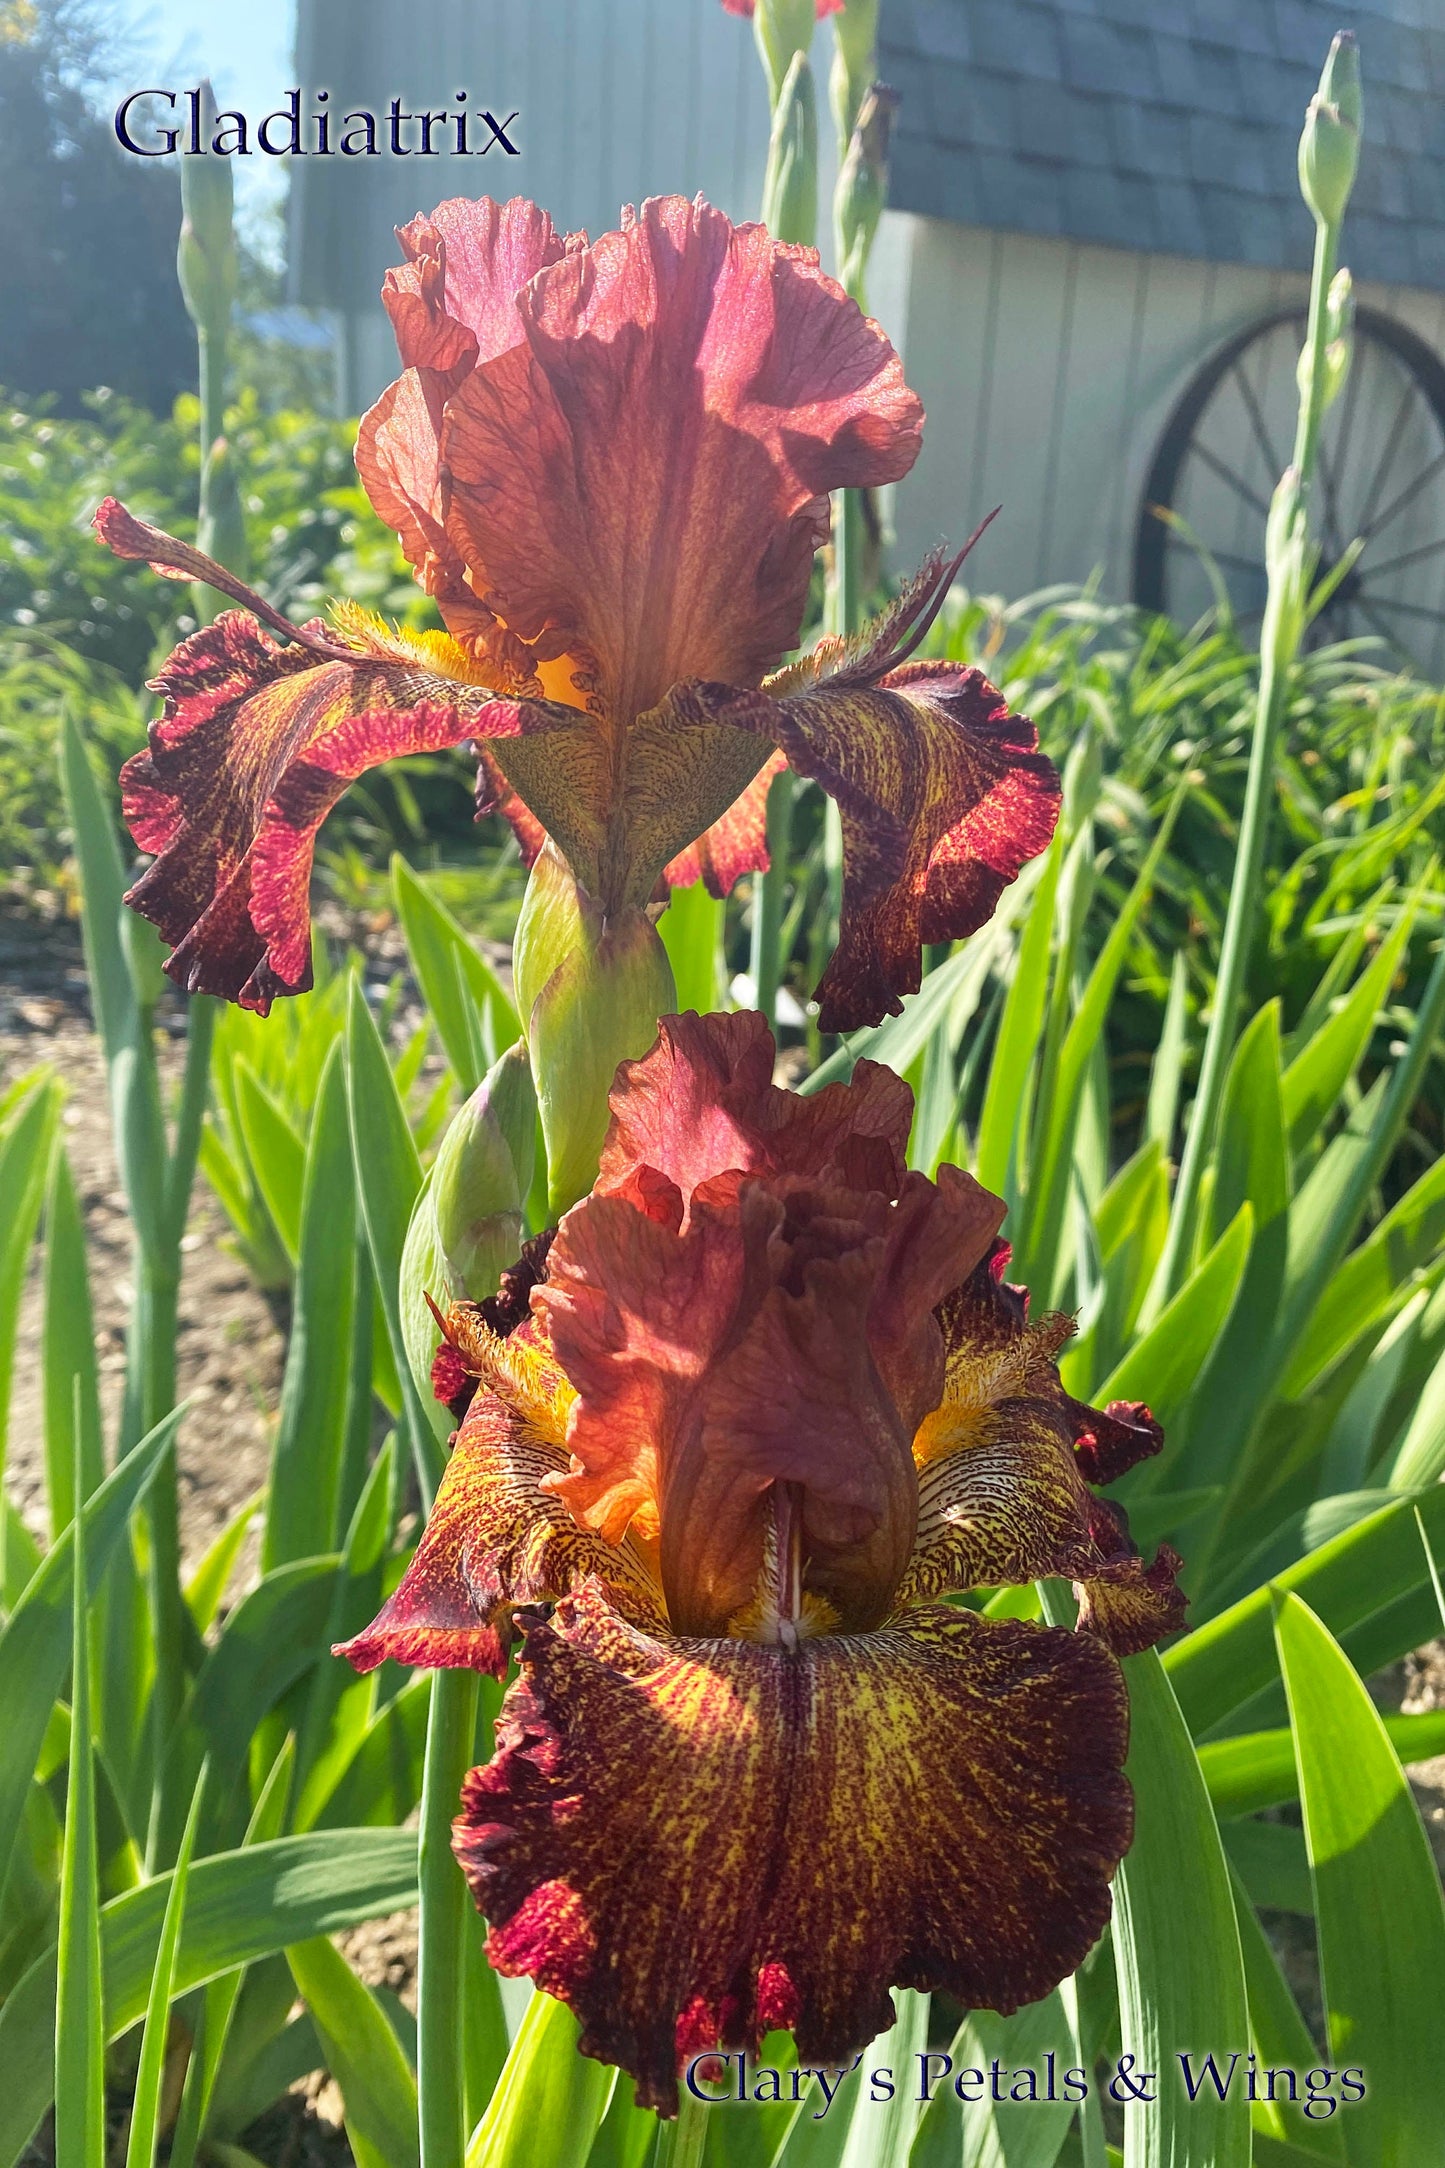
[762,49,819,247]
[433,1039,535,1290]
[754,0,817,101]
[1298,32,1361,229]
[176,84,237,341]
[830,0,880,149]
[398,1039,535,1405]
[835,82,897,303]
[514,844,676,1215]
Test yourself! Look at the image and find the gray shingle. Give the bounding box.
[968,2,1065,78]
[906,0,973,65]
[877,0,1445,293]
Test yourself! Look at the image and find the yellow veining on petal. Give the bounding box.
[438,1306,577,1447]
[915,1311,1076,1470]
[327,601,501,685]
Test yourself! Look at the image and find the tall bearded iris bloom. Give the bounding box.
[339,1011,1184,2115]
[95,193,1058,1030]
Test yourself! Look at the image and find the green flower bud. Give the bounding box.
[1298,32,1361,229]
[514,844,677,1215]
[176,85,237,341]
[834,82,896,303]
[1299,266,1355,413]
[432,1038,535,1290]
[762,49,819,247]
[754,0,818,102]
[398,1038,536,1405]
[829,0,879,150]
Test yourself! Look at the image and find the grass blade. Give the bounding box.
[54,1417,105,2168]
[1109,1650,1250,2168]
[263,1043,358,1569]
[0,1828,419,2166]
[41,1144,103,1538]
[288,1934,420,2168]
[1274,1590,1445,2164]
[418,1668,480,2168]
[464,1991,614,2168]
[0,1410,179,1897]
[346,978,448,1501]
[124,1763,208,2168]
[975,830,1062,1200]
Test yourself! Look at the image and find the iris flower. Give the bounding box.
[95,193,1057,1030]
[340,1010,1184,2115]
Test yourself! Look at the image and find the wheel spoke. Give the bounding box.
[1355,373,1418,533]
[1362,448,1445,543]
[1231,359,1286,491]
[1358,534,1445,582]
[1188,440,1274,521]
[1357,596,1407,651]
[1355,592,1445,626]
[1164,535,1268,580]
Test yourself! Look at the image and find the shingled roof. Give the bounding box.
[878,0,1445,292]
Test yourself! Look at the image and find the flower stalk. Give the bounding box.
[418,1669,482,2168]
[1150,33,1361,1311]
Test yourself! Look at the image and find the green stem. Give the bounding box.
[197,328,225,463]
[652,2088,709,2168]
[749,769,795,1028]
[164,995,217,1249]
[1152,215,1338,1306]
[418,1667,482,2168]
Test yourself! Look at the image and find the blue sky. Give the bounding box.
[105,0,298,244]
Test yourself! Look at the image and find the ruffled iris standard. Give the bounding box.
[339,1011,1184,2115]
[96,193,1058,1029]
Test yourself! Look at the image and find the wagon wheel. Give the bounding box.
[1134,305,1445,680]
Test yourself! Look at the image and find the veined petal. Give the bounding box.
[442,194,921,734]
[358,197,580,670]
[901,1244,1185,1654]
[383,196,574,372]
[338,1320,664,1676]
[455,1583,1132,2115]
[595,1010,916,1205]
[666,555,1061,1032]
[900,1397,1185,1653]
[98,499,575,1010]
[663,748,786,899]
[538,1016,1001,1635]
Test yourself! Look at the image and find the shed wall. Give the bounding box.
[887,214,1445,613]
[291,0,836,412]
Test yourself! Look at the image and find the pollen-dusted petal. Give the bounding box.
[1074,1497,1187,1654]
[899,1396,1185,1655]
[442,196,921,733]
[336,1351,664,1677]
[485,678,776,910]
[663,749,786,899]
[454,1582,1132,2115]
[771,655,1061,1033]
[938,1239,1164,1487]
[111,590,575,1011]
